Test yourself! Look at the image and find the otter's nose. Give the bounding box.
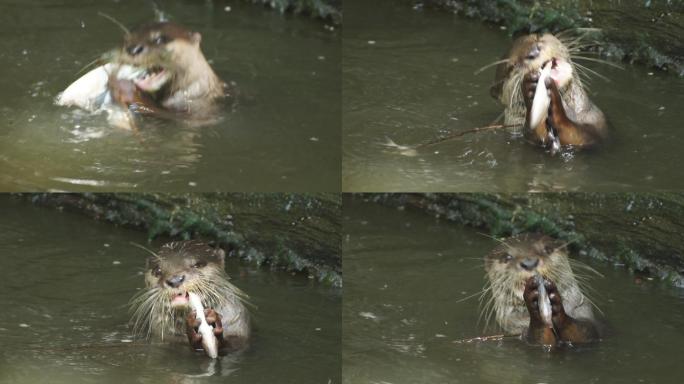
[165,275,185,288]
[127,44,145,56]
[519,258,539,271]
[526,44,541,60]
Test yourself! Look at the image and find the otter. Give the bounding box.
[110,22,225,115]
[57,22,226,129]
[129,240,250,355]
[482,234,600,347]
[490,33,608,151]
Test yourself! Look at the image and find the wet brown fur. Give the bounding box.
[129,240,250,354]
[483,234,600,347]
[491,34,608,149]
[110,22,225,117]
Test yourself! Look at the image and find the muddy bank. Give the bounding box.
[358,193,684,287]
[21,193,342,286]
[416,0,683,76]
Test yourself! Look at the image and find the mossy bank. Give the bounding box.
[22,193,342,287]
[415,0,683,76]
[357,193,684,288]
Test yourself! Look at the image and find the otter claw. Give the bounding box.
[186,311,205,349]
[202,308,226,344]
[189,311,202,328]
[523,276,541,316]
[205,308,217,325]
[543,280,566,316]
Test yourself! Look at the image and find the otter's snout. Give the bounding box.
[127,44,145,56]
[526,44,541,60]
[519,258,539,271]
[165,274,185,288]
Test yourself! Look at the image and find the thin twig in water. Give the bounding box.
[414,123,520,150]
[452,334,510,344]
[382,123,520,157]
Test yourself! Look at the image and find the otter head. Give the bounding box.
[484,234,569,298]
[144,240,226,310]
[130,240,247,339]
[492,33,575,100]
[118,22,205,93]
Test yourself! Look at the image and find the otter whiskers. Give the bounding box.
[129,286,172,340]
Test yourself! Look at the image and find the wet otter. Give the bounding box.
[110,22,225,115]
[129,240,250,354]
[483,234,600,347]
[57,22,226,128]
[490,33,608,151]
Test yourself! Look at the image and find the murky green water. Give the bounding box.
[343,0,684,192]
[0,196,341,383]
[0,0,340,192]
[342,197,684,383]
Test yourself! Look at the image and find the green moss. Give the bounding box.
[243,0,341,23]
[24,193,342,287]
[365,193,684,288]
[416,0,684,76]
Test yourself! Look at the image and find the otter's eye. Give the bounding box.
[544,245,555,254]
[152,266,162,277]
[152,35,169,45]
[502,254,513,263]
[192,261,207,269]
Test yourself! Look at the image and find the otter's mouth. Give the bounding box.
[170,291,190,308]
[134,66,170,92]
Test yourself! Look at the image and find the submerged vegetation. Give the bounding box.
[242,0,341,23]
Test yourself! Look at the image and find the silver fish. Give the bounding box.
[56,63,146,112]
[529,61,552,129]
[536,275,553,328]
[188,292,219,359]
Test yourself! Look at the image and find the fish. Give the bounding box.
[529,61,553,129]
[188,292,219,359]
[55,63,146,112]
[536,274,553,328]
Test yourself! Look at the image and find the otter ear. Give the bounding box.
[191,32,202,46]
[543,239,563,254]
[145,256,156,269]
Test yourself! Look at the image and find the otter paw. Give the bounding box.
[523,276,542,321]
[543,279,568,322]
[185,310,204,350]
[204,308,225,340]
[522,72,541,107]
[544,77,565,119]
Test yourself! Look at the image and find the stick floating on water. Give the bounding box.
[382,124,520,157]
[452,334,506,344]
[188,292,219,359]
